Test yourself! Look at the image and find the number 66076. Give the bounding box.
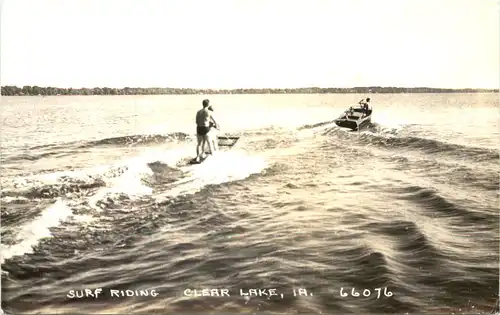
[339,287,393,299]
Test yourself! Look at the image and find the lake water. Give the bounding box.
[1,93,499,314]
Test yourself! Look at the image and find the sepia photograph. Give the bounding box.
[1,0,499,314]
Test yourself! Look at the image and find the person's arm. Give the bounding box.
[210,115,218,129]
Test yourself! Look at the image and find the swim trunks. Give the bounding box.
[197,126,210,136]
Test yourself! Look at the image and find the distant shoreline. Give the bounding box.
[1,85,498,96]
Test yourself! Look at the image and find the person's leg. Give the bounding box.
[196,134,203,161]
[212,137,218,152]
[205,134,214,154]
[212,129,218,152]
[201,138,208,156]
[208,132,217,154]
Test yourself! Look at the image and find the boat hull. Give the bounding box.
[335,119,358,130]
[335,116,371,131]
[357,116,371,130]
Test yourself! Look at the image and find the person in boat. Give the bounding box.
[343,106,353,119]
[358,98,372,116]
[358,98,371,111]
[195,99,217,162]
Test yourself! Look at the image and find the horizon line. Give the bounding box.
[1,85,498,90]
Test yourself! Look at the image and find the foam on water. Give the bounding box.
[0,196,29,203]
[0,198,73,264]
[160,150,267,199]
[0,146,194,263]
[373,111,406,131]
[86,146,195,208]
[88,157,153,205]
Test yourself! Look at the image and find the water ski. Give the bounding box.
[189,153,211,164]
[188,134,240,165]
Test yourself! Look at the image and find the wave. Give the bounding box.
[24,132,190,153]
[321,125,498,162]
[239,125,294,137]
[1,149,89,164]
[298,120,336,130]
[28,142,78,151]
[0,198,73,264]
[4,133,194,165]
[365,135,498,161]
[0,151,177,263]
[82,132,191,148]
[1,163,132,200]
[1,178,107,200]
[1,144,267,259]
[157,150,267,200]
[390,185,498,225]
[3,143,263,208]
[381,154,499,191]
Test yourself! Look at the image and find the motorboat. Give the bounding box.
[334,106,372,131]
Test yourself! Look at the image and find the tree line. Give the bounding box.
[1,85,497,96]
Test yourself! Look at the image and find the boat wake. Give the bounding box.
[317,120,498,163]
[1,142,266,264]
[158,150,267,199]
[1,118,496,270]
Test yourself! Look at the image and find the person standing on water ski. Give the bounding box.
[195,99,218,162]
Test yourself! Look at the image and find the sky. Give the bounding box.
[0,0,498,89]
